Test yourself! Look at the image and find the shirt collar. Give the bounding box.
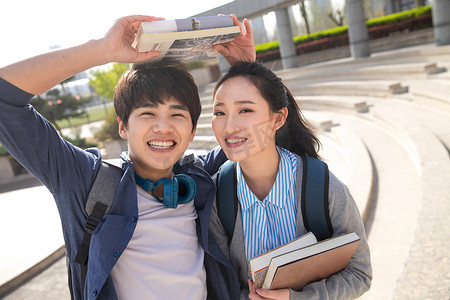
[237,147,297,212]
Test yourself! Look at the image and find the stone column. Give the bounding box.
[275,6,298,69]
[385,0,394,14]
[250,16,268,45]
[432,0,450,45]
[345,0,370,58]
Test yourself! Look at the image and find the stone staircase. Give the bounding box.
[189,42,450,299]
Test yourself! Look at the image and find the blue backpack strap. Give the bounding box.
[301,156,333,241]
[216,160,238,245]
[216,157,333,245]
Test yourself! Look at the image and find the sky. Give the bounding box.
[0,0,234,68]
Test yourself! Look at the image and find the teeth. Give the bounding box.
[148,141,174,149]
[226,138,245,144]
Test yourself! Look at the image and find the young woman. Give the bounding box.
[209,61,372,300]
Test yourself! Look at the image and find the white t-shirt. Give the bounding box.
[110,185,207,300]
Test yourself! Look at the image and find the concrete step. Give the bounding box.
[295,95,370,114]
[195,123,213,135]
[373,98,450,152]
[403,79,450,112]
[195,115,336,137]
[189,135,218,151]
[200,96,213,106]
[199,85,215,99]
[303,111,374,219]
[280,61,447,83]
[357,100,450,299]
[276,42,450,80]
[287,80,408,98]
[328,113,422,300]
[201,103,213,114]
[197,113,212,125]
[351,62,447,80]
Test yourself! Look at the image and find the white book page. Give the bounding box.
[250,232,317,282]
[141,20,177,34]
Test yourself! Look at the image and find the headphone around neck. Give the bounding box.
[135,172,197,209]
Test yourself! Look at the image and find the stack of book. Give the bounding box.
[249,232,360,290]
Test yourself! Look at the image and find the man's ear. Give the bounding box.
[189,125,197,142]
[274,107,288,131]
[117,117,127,140]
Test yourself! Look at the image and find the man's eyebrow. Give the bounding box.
[136,103,158,109]
[170,104,188,111]
[135,103,188,111]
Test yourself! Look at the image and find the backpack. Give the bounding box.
[216,156,333,244]
[72,154,198,299]
[72,159,123,300]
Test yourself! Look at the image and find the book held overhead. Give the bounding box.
[133,16,240,64]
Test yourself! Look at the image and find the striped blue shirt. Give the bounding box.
[237,147,298,261]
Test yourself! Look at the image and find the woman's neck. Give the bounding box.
[239,146,280,201]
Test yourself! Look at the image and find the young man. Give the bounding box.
[0,15,255,299]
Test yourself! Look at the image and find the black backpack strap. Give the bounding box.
[301,156,333,241]
[74,159,123,298]
[216,160,238,245]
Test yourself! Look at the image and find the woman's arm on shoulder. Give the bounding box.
[196,146,228,175]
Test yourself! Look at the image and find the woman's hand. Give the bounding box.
[102,15,164,64]
[213,14,256,65]
[248,280,290,300]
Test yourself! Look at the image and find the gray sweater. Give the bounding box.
[209,155,372,299]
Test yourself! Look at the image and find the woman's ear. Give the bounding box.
[274,107,288,131]
[117,117,127,140]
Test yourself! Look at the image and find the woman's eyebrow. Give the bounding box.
[214,100,256,107]
[235,100,256,105]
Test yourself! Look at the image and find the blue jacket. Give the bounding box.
[0,78,239,300]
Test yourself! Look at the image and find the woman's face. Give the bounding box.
[212,76,285,162]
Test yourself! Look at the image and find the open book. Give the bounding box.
[262,232,360,290]
[132,16,240,64]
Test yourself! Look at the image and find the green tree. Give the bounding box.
[299,0,311,35]
[89,63,128,101]
[31,89,92,134]
[95,108,121,141]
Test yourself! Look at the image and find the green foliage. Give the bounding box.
[0,144,8,156]
[293,26,348,44]
[94,108,121,141]
[31,90,93,133]
[89,63,129,101]
[255,5,432,54]
[255,41,280,54]
[56,105,113,130]
[366,5,431,27]
[62,134,97,149]
[184,61,208,71]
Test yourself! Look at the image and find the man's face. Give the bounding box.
[118,97,196,181]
